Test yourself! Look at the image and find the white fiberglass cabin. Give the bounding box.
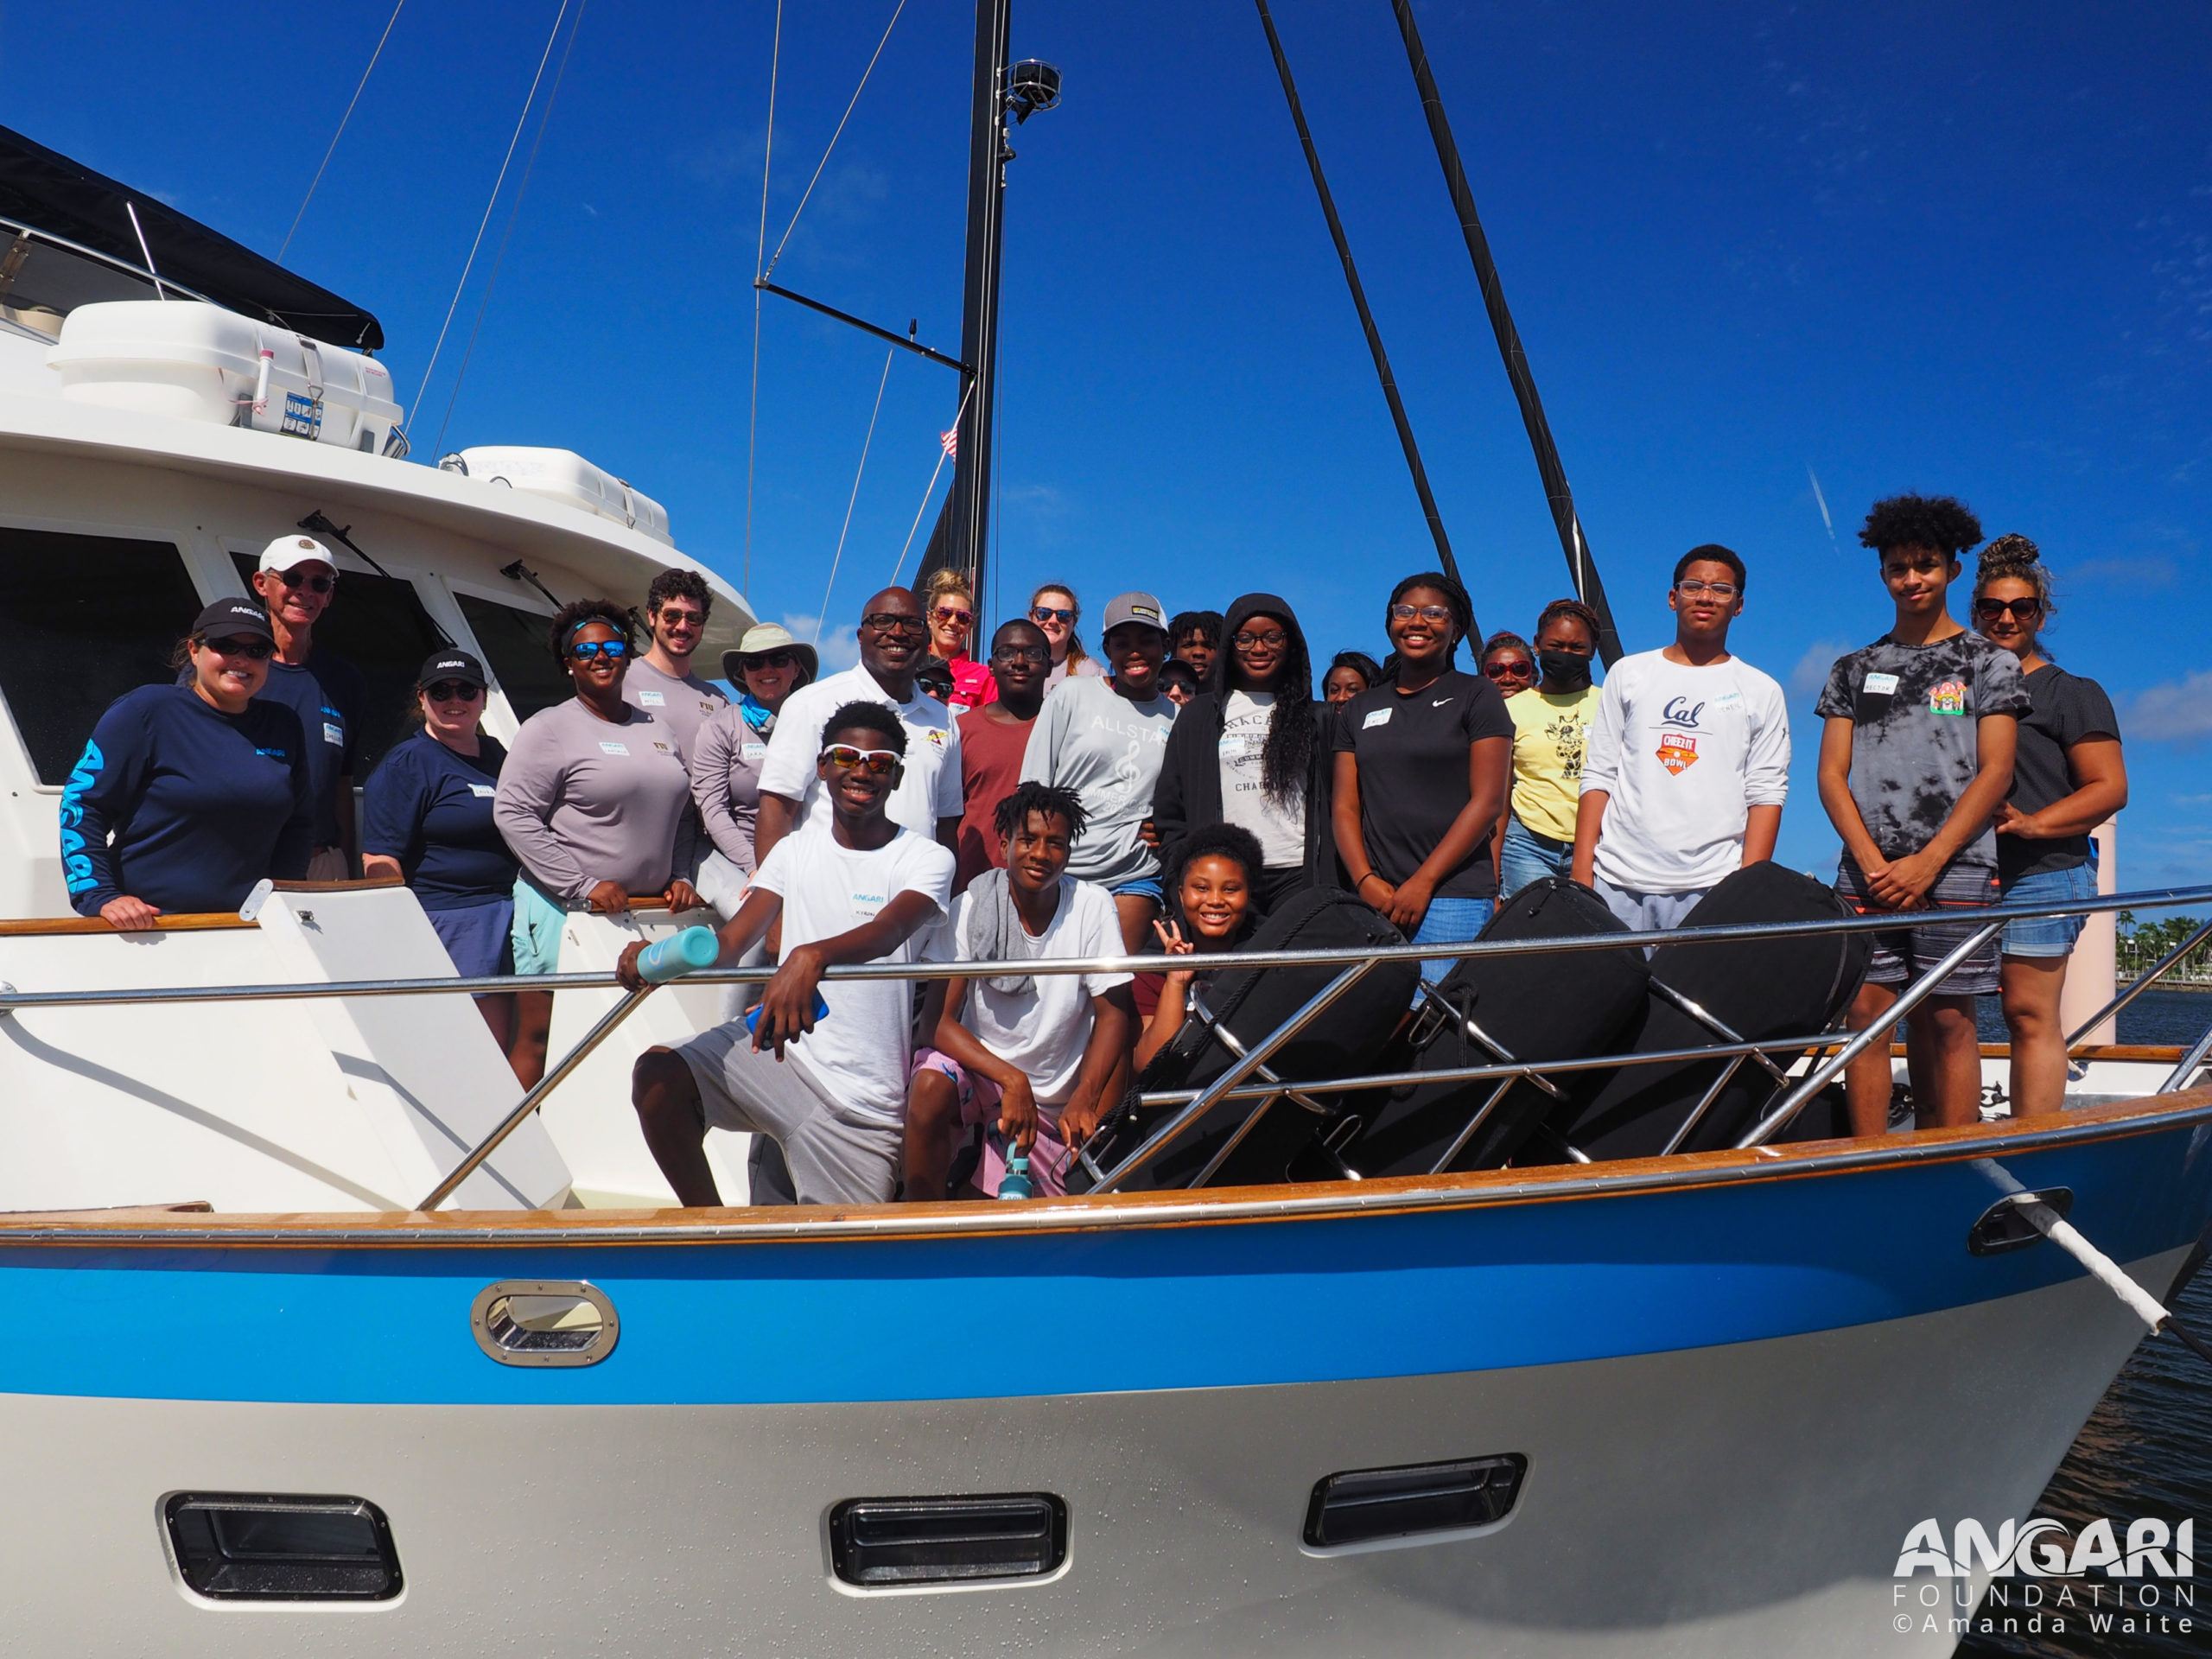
[0,130,752,1217]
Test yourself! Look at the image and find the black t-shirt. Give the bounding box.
[1332,668,1515,898]
[2001,662,2120,884]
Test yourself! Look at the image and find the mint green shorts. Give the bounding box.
[511,878,567,976]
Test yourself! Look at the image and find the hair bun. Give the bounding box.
[1979,531,2042,569]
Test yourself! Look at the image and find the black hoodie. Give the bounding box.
[1150,593,1338,890]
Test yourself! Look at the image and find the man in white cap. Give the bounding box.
[250,533,367,879]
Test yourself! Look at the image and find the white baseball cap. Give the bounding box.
[258,534,337,575]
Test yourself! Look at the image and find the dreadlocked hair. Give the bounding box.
[994,779,1088,844]
[1859,493,1982,556]
[1535,597,1602,641]
[1974,532,2056,623]
[1224,603,1317,810]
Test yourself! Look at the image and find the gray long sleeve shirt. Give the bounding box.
[493,696,696,902]
[688,700,773,874]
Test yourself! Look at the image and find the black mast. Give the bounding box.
[920,0,1014,599]
[1385,0,1624,665]
[1253,0,1468,614]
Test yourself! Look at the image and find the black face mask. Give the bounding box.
[1539,650,1592,690]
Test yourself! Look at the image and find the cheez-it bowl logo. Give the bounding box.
[1656,732,1699,775]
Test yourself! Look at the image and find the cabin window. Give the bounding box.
[0,527,202,784]
[455,592,571,722]
[229,554,446,776]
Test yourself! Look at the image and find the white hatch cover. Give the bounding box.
[454,446,672,544]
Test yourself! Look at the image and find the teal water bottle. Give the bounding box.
[636,925,719,983]
[999,1150,1033,1201]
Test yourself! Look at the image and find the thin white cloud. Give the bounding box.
[2126,669,2212,745]
[782,612,859,674]
[1788,639,1852,705]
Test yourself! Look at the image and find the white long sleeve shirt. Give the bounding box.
[1579,649,1790,894]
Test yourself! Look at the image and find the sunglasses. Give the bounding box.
[203,635,273,659]
[1482,658,1534,681]
[569,639,630,662]
[1232,629,1287,651]
[931,607,975,626]
[655,607,705,628]
[1974,597,2044,623]
[276,569,335,594]
[738,650,798,672]
[1389,602,1455,624]
[820,744,899,775]
[1030,606,1075,625]
[861,613,929,637]
[426,680,483,702]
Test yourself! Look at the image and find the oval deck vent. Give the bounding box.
[470,1280,619,1367]
[1304,1453,1528,1549]
[829,1494,1067,1587]
[163,1492,402,1601]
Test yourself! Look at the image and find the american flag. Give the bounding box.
[939,428,958,459]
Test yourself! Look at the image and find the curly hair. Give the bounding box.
[1673,543,1746,589]
[1169,609,1224,650]
[994,779,1089,844]
[1222,599,1317,809]
[820,700,906,754]
[1859,493,1982,557]
[645,567,712,619]
[1164,823,1264,928]
[548,597,637,664]
[1535,597,1602,643]
[1974,531,2056,624]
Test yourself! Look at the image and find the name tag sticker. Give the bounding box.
[741,741,769,763]
[1362,707,1392,729]
[322,721,344,746]
[469,783,495,798]
[1863,672,1900,696]
[639,691,665,706]
[600,741,629,756]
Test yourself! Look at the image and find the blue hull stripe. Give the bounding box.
[5,1127,2209,1406]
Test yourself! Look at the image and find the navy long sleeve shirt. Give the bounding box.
[61,683,315,917]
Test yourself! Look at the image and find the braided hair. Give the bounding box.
[1535,596,1602,643]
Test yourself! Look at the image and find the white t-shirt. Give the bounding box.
[756,664,963,840]
[1579,649,1791,894]
[951,877,1132,1106]
[1217,690,1306,869]
[748,825,956,1125]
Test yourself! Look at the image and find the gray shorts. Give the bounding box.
[1592,879,1706,941]
[672,1023,902,1206]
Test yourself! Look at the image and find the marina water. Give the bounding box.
[1964,988,2212,1659]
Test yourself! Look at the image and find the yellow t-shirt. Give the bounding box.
[1507,684,1602,842]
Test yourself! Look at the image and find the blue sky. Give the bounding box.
[15,1,2210,879]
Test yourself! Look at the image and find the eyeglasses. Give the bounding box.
[1030,606,1075,625]
[992,644,1051,664]
[931,607,975,626]
[655,607,705,627]
[569,639,630,662]
[861,613,929,637]
[820,745,900,775]
[276,569,335,594]
[426,680,483,702]
[1974,597,2044,623]
[738,650,797,672]
[1232,629,1287,651]
[1675,579,1738,598]
[1389,603,1455,625]
[1482,658,1534,681]
[203,635,273,659]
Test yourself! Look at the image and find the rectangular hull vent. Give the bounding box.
[1304,1454,1528,1548]
[163,1493,402,1600]
[830,1494,1067,1586]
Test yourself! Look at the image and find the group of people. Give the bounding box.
[64,487,2126,1205]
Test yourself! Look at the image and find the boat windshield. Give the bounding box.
[0,230,161,340]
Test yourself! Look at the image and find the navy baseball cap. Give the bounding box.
[191,598,274,642]
[418,649,488,688]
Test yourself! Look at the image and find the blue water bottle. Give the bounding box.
[636,925,720,983]
[998,1150,1033,1201]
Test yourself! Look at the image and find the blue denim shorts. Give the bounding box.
[1110,874,1165,903]
[1999,861,2097,959]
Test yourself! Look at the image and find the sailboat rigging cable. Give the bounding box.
[892,378,975,587]
[760,0,909,284]
[432,0,588,459]
[406,0,573,442]
[745,0,787,592]
[280,0,408,263]
[1252,0,1466,605]
[1384,0,1624,665]
[816,347,896,640]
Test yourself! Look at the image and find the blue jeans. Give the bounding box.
[1499,815,1572,899]
[1412,895,1495,995]
[1999,861,2096,958]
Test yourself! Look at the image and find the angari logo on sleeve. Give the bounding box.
[1656,732,1699,775]
[1929,678,1968,716]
